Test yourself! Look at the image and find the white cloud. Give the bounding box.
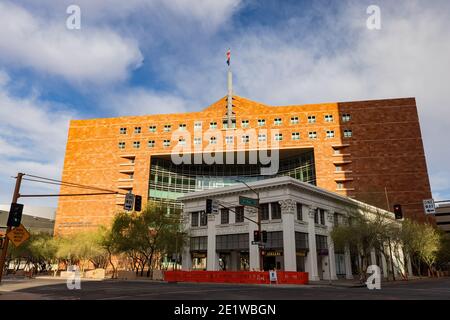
[0,1,143,84]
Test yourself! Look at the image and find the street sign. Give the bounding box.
[239,196,259,207]
[423,199,436,215]
[6,224,30,248]
[124,192,135,211]
[269,270,278,282]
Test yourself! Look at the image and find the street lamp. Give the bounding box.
[234,179,263,272]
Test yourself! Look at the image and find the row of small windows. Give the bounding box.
[118,114,352,134]
[118,130,353,149]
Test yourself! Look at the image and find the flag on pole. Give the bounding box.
[226,49,231,66]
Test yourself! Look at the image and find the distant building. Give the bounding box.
[435,201,450,234]
[0,205,55,235]
[179,176,408,281]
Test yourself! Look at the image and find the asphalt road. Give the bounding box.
[0,277,449,300]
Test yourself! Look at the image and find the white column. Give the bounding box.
[325,211,338,280]
[246,207,260,271]
[280,200,296,272]
[370,249,377,266]
[381,251,389,279]
[181,212,192,271]
[307,206,320,281]
[344,245,353,279]
[206,214,219,271]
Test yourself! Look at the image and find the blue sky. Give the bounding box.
[0,0,450,207]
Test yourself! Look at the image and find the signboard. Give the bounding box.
[423,199,436,215]
[262,250,282,257]
[6,224,30,248]
[211,200,219,215]
[269,270,278,282]
[239,196,259,208]
[124,192,135,211]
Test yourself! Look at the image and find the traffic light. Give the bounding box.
[393,204,403,220]
[261,231,267,243]
[7,203,24,227]
[134,195,142,212]
[253,230,260,242]
[206,199,213,214]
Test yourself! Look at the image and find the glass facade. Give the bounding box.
[148,150,316,211]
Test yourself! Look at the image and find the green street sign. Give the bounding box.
[239,196,259,207]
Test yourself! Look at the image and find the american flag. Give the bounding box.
[226,49,231,66]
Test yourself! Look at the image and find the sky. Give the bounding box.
[0,0,449,208]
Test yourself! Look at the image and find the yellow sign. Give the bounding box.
[6,224,30,247]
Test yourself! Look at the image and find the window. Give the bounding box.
[334,213,340,226]
[258,119,266,127]
[342,113,351,122]
[314,208,325,225]
[216,234,249,251]
[292,132,300,140]
[118,142,126,149]
[295,232,308,250]
[190,236,207,251]
[242,135,250,143]
[149,125,157,132]
[178,138,186,146]
[265,231,283,249]
[119,127,127,134]
[200,211,207,226]
[223,120,236,129]
[258,134,266,142]
[220,208,229,224]
[326,130,335,138]
[241,120,249,128]
[324,114,334,122]
[163,139,171,147]
[194,137,202,145]
[291,117,299,124]
[179,124,187,131]
[260,203,269,221]
[308,131,317,139]
[164,125,171,132]
[335,166,342,172]
[274,118,282,126]
[134,127,141,134]
[271,202,281,220]
[235,206,244,223]
[225,136,234,144]
[133,141,140,149]
[344,129,353,138]
[274,133,283,141]
[194,122,202,130]
[148,140,155,148]
[308,115,316,123]
[296,203,303,221]
[337,182,344,189]
[210,137,217,144]
[333,149,341,155]
[210,122,217,129]
[316,235,328,250]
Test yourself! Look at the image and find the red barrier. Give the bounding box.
[164,271,308,285]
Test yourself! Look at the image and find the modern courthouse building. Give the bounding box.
[55,70,432,236]
[179,177,407,280]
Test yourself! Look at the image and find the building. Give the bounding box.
[0,205,56,235]
[435,201,450,234]
[179,176,408,280]
[55,71,432,235]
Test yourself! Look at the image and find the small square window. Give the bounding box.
[308,131,317,139]
[335,166,342,172]
[326,130,335,138]
[308,116,316,124]
[342,114,351,122]
[210,122,217,129]
[275,133,283,141]
[149,125,157,132]
[133,141,140,149]
[324,114,334,122]
[194,122,202,130]
[226,136,234,144]
[242,135,250,143]
[210,137,217,144]
[119,127,127,134]
[223,120,236,129]
[164,125,171,132]
[148,140,155,148]
[163,140,171,147]
[292,132,300,140]
[235,206,244,223]
[344,129,353,138]
[258,119,266,127]
[241,120,249,128]
[118,142,126,149]
[194,137,202,145]
[291,117,299,124]
[134,127,141,134]
[274,118,282,126]
[178,138,186,146]
[337,182,344,189]
[179,124,187,131]
[258,134,266,142]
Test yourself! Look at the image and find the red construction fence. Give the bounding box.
[164,271,309,285]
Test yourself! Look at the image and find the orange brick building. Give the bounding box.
[55,95,432,235]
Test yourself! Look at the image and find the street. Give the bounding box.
[0,277,449,300]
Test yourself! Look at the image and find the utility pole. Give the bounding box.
[0,173,24,283]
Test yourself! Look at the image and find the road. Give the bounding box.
[0,277,449,300]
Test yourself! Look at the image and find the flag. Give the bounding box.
[226,49,231,66]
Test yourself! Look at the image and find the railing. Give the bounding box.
[164,271,309,285]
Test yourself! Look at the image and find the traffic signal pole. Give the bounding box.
[0,173,24,283]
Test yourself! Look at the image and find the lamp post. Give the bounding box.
[235,179,263,272]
